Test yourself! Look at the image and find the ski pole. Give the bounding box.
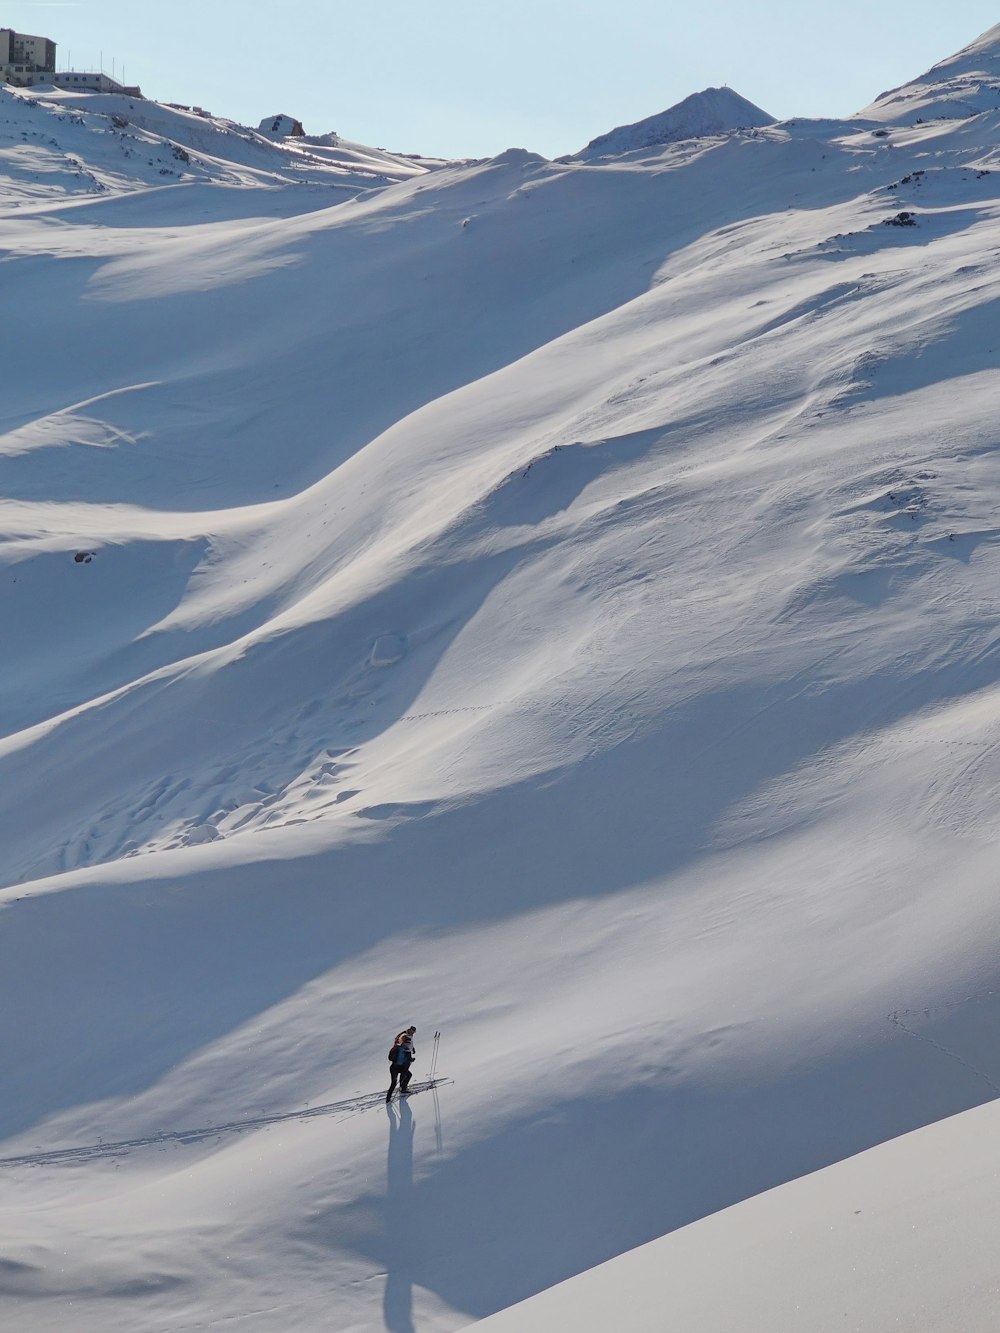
[429,1030,441,1082]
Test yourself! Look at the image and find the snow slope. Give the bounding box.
[4,25,1000,1332]
[860,19,1000,125]
[477,1094,1000,1332]
[575,85,775,160]
[0,85,434,205]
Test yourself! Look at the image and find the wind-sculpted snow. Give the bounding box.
[5,28,1000,1332]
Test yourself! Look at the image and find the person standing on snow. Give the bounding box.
[387,1030,416,1102]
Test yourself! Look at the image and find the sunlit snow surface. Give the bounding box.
[4,27,1000,1331]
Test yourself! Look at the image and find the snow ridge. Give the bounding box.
[0,84,436,204]
[859,20,1000,124]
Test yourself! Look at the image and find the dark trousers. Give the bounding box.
[387,1063,412,1100]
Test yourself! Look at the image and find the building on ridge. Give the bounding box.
[1,25,142,96]
[1,27,56,86]
[52,70,142,97]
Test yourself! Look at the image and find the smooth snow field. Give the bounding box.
[478,1095,1000,1332]
[5,24,1000,1331]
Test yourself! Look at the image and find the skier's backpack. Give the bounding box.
[388,1044,398,1062]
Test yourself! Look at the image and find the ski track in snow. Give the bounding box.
[0,1080,451,1170]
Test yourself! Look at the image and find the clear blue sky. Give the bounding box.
[6,1,1000,157]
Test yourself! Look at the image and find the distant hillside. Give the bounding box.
[0,84,440,203]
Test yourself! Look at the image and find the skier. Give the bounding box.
[386,1030,416,1102]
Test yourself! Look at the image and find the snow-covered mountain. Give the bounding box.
[859,19,1000,124]
[4,23,1000,1332]
[0,84,437,203]
[574,85,775,159]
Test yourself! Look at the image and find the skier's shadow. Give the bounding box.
[384,1099,416,1333]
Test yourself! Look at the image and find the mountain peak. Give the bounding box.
[574,85,776,160]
